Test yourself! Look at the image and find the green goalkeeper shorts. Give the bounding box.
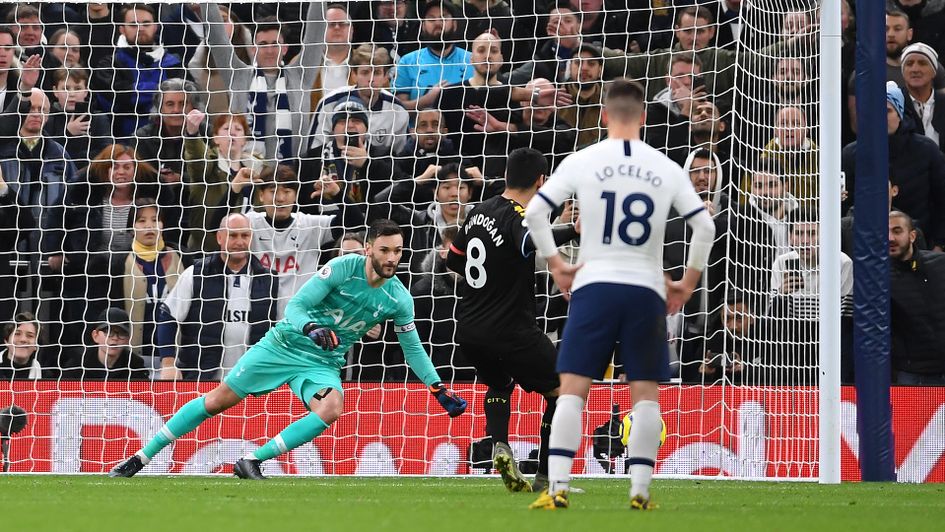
[223,336,343,409]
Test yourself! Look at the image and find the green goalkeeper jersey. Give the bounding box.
[265,253,441,386]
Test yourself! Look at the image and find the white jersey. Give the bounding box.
[246,211,336,318]
[533,139,707,297]
[162,265,251,374]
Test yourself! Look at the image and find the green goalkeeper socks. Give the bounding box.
[140,396,213,460]
[252,412,329,462]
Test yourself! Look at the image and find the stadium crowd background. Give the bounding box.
[0,0,943,387]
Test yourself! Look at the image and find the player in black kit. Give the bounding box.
[446,148,579,493]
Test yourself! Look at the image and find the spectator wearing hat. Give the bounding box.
[393,0,473,111]
[900,42,945,153]
[308,44,410,158]
[884,7,945,91]
[843,82,945,250]
[300,99,398,221]
[64,307,150,381]
[891,0,945,61]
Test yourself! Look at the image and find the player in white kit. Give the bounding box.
[524,79,715,510]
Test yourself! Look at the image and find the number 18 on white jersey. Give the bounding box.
[527,139,710,299]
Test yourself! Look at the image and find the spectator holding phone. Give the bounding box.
[769,209,852,304]
[558,43,607,151]
[299,100,397,220]
[767,208,854,384]
[46,68,112,170]
[677,296,773,385]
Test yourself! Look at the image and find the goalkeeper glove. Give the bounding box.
[430,383,467,417]
[303,323,339,351]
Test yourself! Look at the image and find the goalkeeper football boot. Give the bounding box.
[492,442,531,492]
[109,455,145,478]
[528,489,569,510]
[630,494,657,511]
[233,458,268,480]
[531,473,548,493]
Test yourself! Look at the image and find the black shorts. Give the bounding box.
[460,332,560,394]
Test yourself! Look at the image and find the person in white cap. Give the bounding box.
[884,7,945,90]
[901,42,945,152]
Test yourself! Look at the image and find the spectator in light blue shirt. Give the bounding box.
[393,1,472,111]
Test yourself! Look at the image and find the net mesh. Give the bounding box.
[0,0,829,478]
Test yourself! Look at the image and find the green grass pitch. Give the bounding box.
[1,476,943,531]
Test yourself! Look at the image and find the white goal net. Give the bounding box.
[0,0,833,479]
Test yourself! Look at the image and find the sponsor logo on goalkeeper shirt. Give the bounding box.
[324,308,369,335]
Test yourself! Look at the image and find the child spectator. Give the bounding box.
[115,199,186,377]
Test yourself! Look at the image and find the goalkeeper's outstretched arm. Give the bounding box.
[393,298,467,417]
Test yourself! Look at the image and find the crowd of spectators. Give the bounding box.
[1,1,943,386]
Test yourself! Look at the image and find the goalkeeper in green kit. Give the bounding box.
[111,220,467,479]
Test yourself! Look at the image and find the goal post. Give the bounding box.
[818,0,842,486]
